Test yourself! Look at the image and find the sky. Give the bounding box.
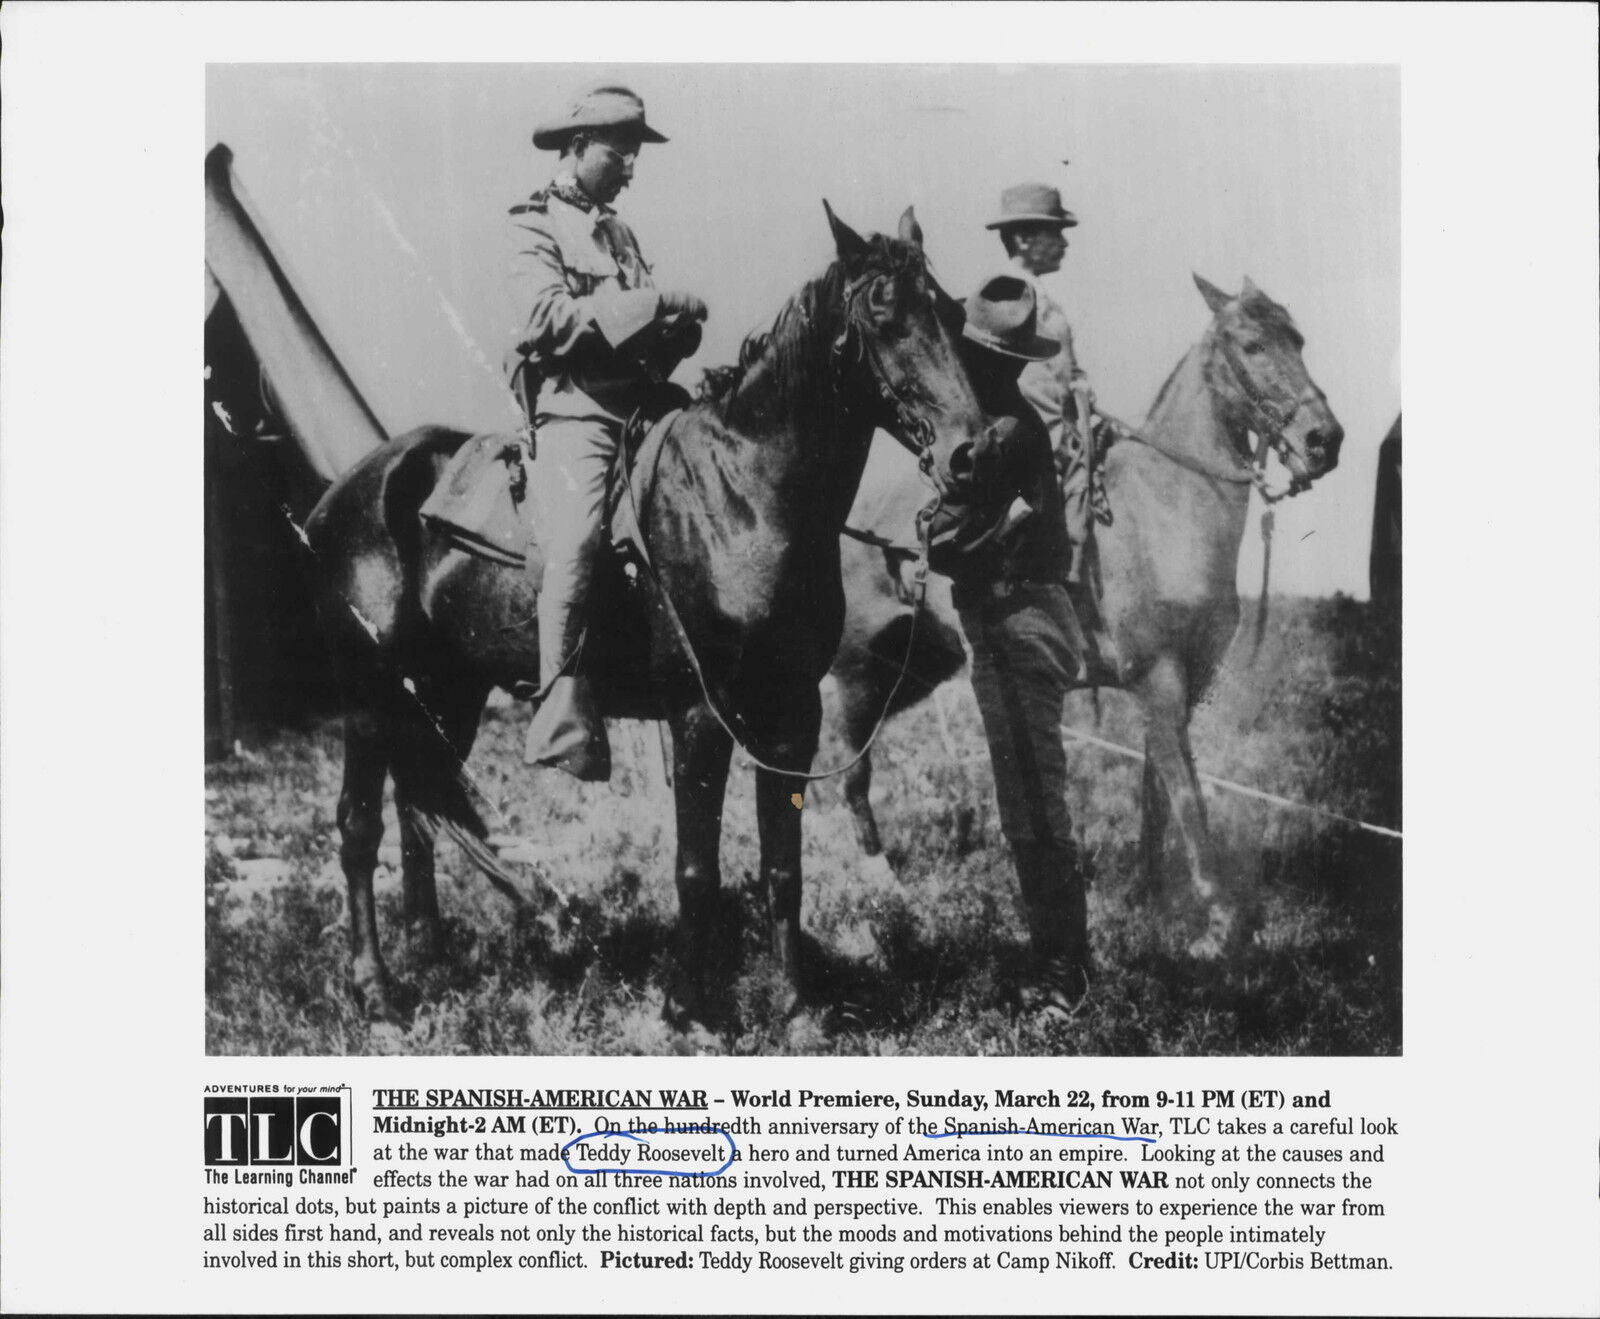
[207,63,1399,597]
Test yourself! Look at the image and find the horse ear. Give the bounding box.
[1193,273,1232,314]
[898,206,924,250]
[1240,274,1261,300]
[824,200,870,266]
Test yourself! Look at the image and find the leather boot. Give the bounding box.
[524,675,611,782]
[1013,841,1091,1016]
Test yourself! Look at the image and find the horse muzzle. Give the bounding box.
[1281,401,1343,482]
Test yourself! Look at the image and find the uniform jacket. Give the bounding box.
[505,175,670,426]
[1011,257,1089,461]
[928,352,1072,590]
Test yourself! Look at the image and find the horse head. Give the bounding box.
[823,202,992,480]
[1193,274,1343,487]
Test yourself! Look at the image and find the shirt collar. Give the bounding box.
[1008,254,1040,285]
[550,170,613,220]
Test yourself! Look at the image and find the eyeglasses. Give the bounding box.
[590,139,640,164]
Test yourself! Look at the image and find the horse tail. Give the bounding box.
[385,693,529,909]
[307,424,532,907]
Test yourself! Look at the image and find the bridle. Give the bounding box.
[835,254,960,596]
[1210,330,1319,504]
[1118,324,1319,505]
[835,258,949,496]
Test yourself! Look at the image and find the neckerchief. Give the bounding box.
[547,172,611,217]
[535,173,646,288]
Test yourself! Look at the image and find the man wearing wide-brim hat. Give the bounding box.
[506,85,707,781]
[921,271,1095,1017]
[988,182,1102,590]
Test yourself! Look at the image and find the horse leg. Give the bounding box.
[1135,749,1172,903]
[336,704,399,1021]
[395,679,491,961]
[663,703,733,1030]
[841,753,882,855]
[754,688,823,1019]
[396,803,441,958]
[838,679,894,884]
[1139,658,1234,957]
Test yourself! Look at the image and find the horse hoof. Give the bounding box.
[784,1012,828,1052]
[771,980,807,1023]
[368,1020,409,1054]
[1019,956,1091,1022]
[351,973,407,1028]
[662,987,709,1033]
[407,918,445,962]
[1188,905,1239,960]
[658,999,721,1054]
[676,1020,724,1055]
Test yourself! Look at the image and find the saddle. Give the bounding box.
[416,402,683,582]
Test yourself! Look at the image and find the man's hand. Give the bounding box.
[659,290,708,323]
[660,317,703,362]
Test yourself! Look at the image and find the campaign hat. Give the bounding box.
[960,272,1059,361]
[533,86,667,150]
[984,182,1078,230]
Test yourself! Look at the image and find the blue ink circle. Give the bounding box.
[560,1124,738,1178]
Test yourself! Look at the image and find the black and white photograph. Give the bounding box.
[204,63,1400,1056]
[5,5,1599,1315]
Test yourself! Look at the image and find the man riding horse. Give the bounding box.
[505,85,708,780]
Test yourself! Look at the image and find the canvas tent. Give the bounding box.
[203,144,389,757]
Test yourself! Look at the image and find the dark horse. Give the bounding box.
[304,206,997,1030]
[832,276,1343,953]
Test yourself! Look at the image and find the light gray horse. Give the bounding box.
[831,275,1343,955]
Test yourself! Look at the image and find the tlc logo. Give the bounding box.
[204,1096,342,1166]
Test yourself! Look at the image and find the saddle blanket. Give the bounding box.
[416,411,683,580]
[417,432,534,569]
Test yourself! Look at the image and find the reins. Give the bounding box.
[840,523,907,551]
[619,275,948,784]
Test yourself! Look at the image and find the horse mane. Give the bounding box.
[1144,287,1304,422]
[696,233,922,419]
[1144,352,1193,421]
[1241,289,1304,347]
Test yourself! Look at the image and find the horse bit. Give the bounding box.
[1214,335,1318,505]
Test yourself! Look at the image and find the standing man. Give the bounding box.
[505,85,707,780]
[927,273,1093,1016]
[987,183,1101,601]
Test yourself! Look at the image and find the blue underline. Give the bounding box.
[925,1130,1159,1145]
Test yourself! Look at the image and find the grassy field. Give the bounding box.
[205,596,1400,1057]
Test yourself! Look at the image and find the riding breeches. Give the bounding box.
[955,581,1086,958]
[1059,444,1092,585]
[530,416,621,687]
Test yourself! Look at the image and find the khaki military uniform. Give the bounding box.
[505,174,673,690]
[942,368,1089,989]
[1010,258,1095,584]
